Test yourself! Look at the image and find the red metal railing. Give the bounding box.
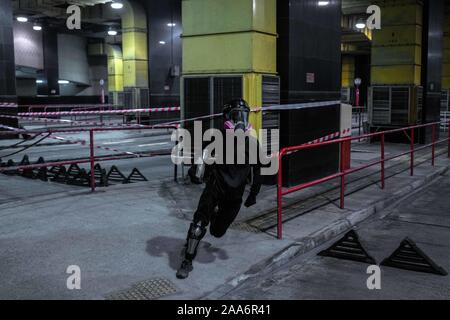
[276,121,450,240]
[0,124,178,191]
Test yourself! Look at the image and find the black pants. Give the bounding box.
[193,174,246,238]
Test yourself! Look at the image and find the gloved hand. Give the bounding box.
[188,166,203,185]
[244,193,257,208]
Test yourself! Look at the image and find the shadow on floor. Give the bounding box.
[146,236,229,271]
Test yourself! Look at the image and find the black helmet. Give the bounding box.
[223,99,251,131]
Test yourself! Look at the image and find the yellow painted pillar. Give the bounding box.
[121,0,148,107]
[342,56,355,88]
[106,45,124,106]
[182,0,277,132]
[371,0,423,85]
[107,45,124,92]
[442,7,450,90]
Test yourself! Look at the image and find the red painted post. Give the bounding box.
[432,123,436,166]
[410,128,414,176]
[89,129,96,192]
[340,141,345,209]
[381,133,385,189]
[277,151,283,240]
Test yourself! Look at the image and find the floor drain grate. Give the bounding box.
[230,221,262,233]
[106,277,178,300]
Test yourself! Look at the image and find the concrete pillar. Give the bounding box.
[371,0,423,86]
[122,0,149,108]
[181,0,277,132]
[342,55,356,88]
[421,0,444,142]
[37,27,59,96]
[0,0,18,128]
[442,4,450,90]
[106,45,124,106]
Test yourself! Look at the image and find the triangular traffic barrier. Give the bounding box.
[381,238,448,276]
[67,168,90,187]
[20,155,33,178]
[3,159,17,175]
[318,230,377,264]
[93,164,108,187]
[49,166,67,183]
[124,168,148,184]
[32,157,47,181]
[66,164,81,177]
[107,165,127,184]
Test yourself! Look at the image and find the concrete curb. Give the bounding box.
[202,163,449,300]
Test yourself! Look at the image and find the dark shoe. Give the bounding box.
[176,260,193,279]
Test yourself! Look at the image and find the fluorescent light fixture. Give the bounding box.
[36,80,44,84]
[159,41,166,45]
[355,22,366,29]
[111,1,123,9]
[16,16,28,22]
[318,1,329,6]
[167,23,176,27]
[58,80,69,84]
[33,25,42,31]
[108,30,118,36]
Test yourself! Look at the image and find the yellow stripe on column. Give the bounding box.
[243,73,263,135]
[122,0,148,88]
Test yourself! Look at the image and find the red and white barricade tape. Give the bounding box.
[0,102,18,108]
[17,106,180,117]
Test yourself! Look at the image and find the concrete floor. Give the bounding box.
[219,172,450,300]
[0,129,449,300]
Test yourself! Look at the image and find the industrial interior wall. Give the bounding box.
[142,0,182,106]
[182,0,277,132]
[442,4,450,90]
[122,0,148,89]
[342,55,355,88]
[13,21,43,71]
[0,0,18,128]
[57,34,90,86]
[107,45,124,93]
[371,0,423,86]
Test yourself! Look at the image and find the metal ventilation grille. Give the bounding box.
[213,77,243,129]
[341,87,350,103]
[441,91,450,112]
[416,87,423,124]
[391,87,410,125]
[262,76,280,155]
[371,87,390,125]
[123,88,149,109]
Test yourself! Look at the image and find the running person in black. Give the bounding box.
[177,99,261,279]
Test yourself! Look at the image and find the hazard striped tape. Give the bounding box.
[0,102,18,108]
[302,131,341,146]
[17,107,180,117]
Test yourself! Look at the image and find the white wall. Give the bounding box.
[57,34,90,85]
[13,21,43,70]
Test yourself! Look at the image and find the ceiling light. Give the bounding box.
[58,80,69,84]
[318,1,329,6]
[108,30,118,36]
[33,25,42,31]
[159,41,166,45]
[36,79,44,84]
[355,22,366,29]
[111,1,123,9]
[167,23,176,27]
[16,16,28,23]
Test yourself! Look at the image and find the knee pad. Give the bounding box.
[209,225,227,238]
[185,222,207,260]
